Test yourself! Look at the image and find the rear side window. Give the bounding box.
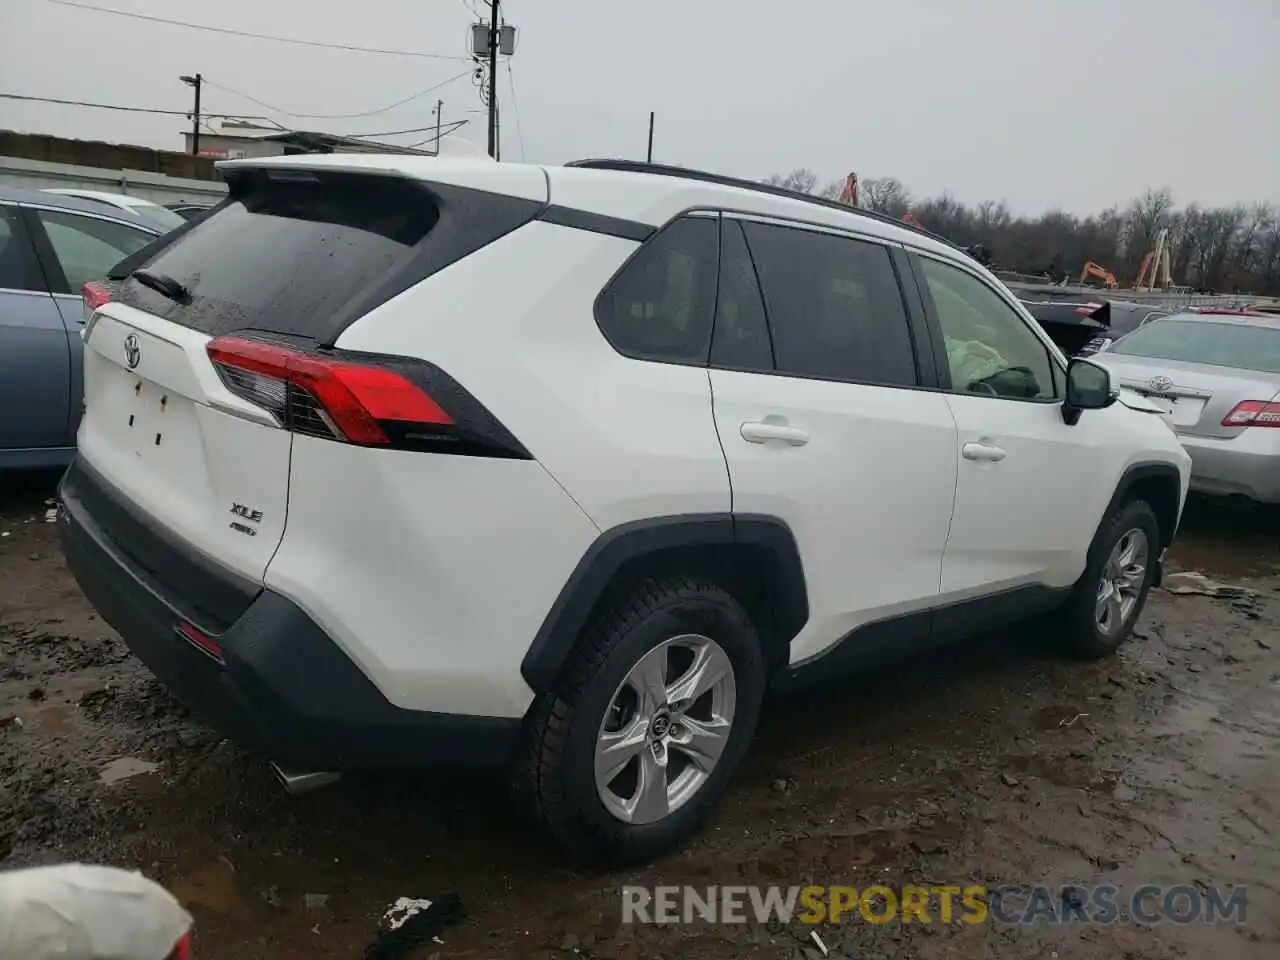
[595,216,719,363]
[117,169,540,344]
[0,207,43,292]
[34,210,154,292]
[741,222,918,386]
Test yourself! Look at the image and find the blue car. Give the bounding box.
[1,187,162,469]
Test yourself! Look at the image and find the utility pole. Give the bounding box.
[180,73,202,156]
[487,0,500,158]
[434,99,443,156]
[647,112,655,162]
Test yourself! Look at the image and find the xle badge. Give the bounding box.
[229,502,264,537]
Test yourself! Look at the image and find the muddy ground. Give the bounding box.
[1,470,1277,960]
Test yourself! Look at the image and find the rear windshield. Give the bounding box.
[117,169,440,338]
[130,204,187,232]
[1110,318,1280,374]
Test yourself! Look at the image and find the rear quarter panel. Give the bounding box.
[335,220,732,529]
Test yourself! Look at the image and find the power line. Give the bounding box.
[406,119,473,149]
[347,118,469,140]
[506,63,525,161]
[0,92,271,121]
[40,0,471,61]
[0,92,467,141]
[202,70,473,122]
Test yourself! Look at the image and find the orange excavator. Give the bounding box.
[1078,261,1120,289]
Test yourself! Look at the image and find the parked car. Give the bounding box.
[59,156,1190,864]
[1021,297,1173,356]
[0,186,160,469]
[1090,311,1280,504]
[42,189,187,233]
[165,202,213,221]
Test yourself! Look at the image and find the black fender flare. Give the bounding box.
[520,513,808,693]
[1102,461,1184,547]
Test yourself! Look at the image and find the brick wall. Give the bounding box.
[0,130,221,182]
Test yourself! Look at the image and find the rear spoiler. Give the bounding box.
[1079,301,1112,328]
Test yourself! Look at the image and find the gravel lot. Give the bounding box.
[1,470,1277,959]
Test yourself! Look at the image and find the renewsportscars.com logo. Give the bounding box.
[621,884,1249,926]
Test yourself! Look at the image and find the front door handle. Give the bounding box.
[962,441,1007,462]
[741,421,810,446]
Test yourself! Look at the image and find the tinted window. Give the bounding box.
[741,222,917,386]
[118,170,441,337]
[596,216,719,363]
[711,219,773,372]
[1111,319,1280,374]
[0,208,43,292]
[35,210,153,292]
[920,257,1059,400]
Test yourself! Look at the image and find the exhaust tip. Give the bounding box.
[270,763,341,795]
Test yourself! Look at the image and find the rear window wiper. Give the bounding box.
[130,268,190,304]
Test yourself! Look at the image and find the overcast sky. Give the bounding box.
[1,0,1275,215]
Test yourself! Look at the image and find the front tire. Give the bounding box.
[520,576,766,865]
[1060,499,1161,659]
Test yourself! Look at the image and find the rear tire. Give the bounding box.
[1059,499,1161,659]
[519,576,766,865]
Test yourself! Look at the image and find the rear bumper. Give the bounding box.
[1179,433,1280,504]
[58,459,522,770]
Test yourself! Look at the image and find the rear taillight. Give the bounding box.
[206,335,530,458]
[83,280,111,324]
[1221,400,1280,428]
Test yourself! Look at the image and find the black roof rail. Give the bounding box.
[564,158,957,249]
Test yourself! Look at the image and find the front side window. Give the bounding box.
[595,216,719,363]
[35,210,154,292]
[742,221,918,386]
[919,257,1059,400]
[710,219,774,372]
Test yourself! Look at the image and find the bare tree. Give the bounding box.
[859,177,912,218]
[1122,188,1176,273]
[759,171,1279,295]
[762,168,819,194]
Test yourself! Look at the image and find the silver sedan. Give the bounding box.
[1091,312,1280,504]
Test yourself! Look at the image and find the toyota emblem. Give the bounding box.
[124,333,141,370]
[1147,375,1173,393]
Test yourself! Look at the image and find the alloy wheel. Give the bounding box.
[1096,527,1149,636]
[594,634,737,825]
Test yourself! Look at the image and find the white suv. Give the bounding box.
[59,156,1190,864]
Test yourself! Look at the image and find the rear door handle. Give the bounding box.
[741,421,810,446]
[962,441,1007,462]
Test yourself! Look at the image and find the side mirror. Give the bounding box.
[1062,358,1115,425]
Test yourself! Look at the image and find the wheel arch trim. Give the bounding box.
[520,513,808,693]
[1103,460,1185,552]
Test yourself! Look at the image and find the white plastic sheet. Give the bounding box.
[0,863,191,960]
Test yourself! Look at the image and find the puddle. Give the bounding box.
[169,859,245,916]
[26,703,75,732]
[99,757,160,785]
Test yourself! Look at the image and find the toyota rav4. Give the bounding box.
[60,156,1191,864]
